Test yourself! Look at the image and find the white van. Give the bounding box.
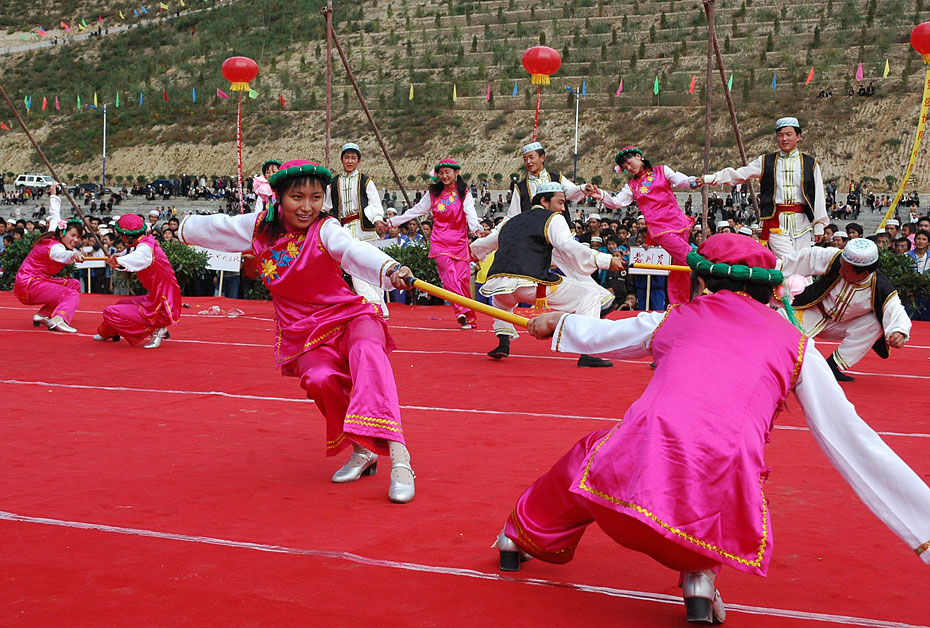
[14,173,56,190]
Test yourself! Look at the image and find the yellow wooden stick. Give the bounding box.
[630,263,691,273]
[81,256,109,261]
[408,278,530,328]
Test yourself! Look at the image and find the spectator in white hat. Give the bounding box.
[831,231,849,249]
[700,116,828,259]
[778,237,911,381]
[884,219,901,240]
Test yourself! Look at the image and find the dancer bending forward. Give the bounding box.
[495,233,930,624]
[13,184,84,333]
[95,214,182,349]
[179,160,417,503]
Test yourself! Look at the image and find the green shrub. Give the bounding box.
[161,240,210,293]
[0,233,73,291]
[383,244,440,285]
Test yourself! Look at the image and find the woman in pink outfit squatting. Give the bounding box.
[179,160,417,503]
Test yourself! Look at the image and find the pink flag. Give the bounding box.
[55,96,60,110]
[0,122,8,130]
[486,83,491,102]
[689,76,696,94]
[616,79,623,95]
[61,21,71,32]
[805,67,814,85]
[217,88,228,99]
[42,97,47,110]
[855,62,864,82]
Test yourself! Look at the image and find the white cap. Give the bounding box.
[521,141,544,155]
[38,220,47,226]
[775,116,800,130]
[535,181,563,195]
[886,219,900,227]
[636,214,645,221]
[586,213,601,222]
[148,209,160,216]
[842,238,879,267]
[833,231,849,239]
[716,220,730,229]
[341,142,361,156]
[738,226,753,235]
[591,236,603,243]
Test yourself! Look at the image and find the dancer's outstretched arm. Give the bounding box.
[795,340,930,564]
[529,311,666,360]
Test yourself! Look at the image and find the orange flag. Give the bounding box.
[688,76,696,94]
[0,122,9,130]
[805,67,814,86]
[279,94,286,108]
[163,89,168,102]
[42,97,47,110]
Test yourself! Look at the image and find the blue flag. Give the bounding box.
[192,87,196,103]
[141,5,148,14]
[771,71,777,90]
[139,91,143,107]
[134,9,139,16]
[581,80,586,98]
[512,81,518,97]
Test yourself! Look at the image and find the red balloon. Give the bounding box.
[222,57,259,91]
[522,46,562,85]
[911,22,930,59]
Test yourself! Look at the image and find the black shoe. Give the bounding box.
[649,362,657,370]
[577,354,613,368]
[827,355,855,382]
[600,299,620,319]
[487,335,510,360]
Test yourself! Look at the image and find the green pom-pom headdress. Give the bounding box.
[615,145,643,165]
[686,250,785,287]
[56,218,85,237]
[261,159,281,175]
[264,159,333,223]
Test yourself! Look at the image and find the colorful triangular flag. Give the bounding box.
[689,76,696,94]
[42,97,47,110]
[727,74,733,92]
[452,84,457,102]
[55,96,60,110]
[93,92,98,107]
[883,59,890,79]
[217,88,228,99]
[115,92,119,108]
[134,9,139,16]
[279,93,286,108]
[61,21,70,32]
[38,27,46,35]
[192,87,196,103]
[248,89,258,99]
[180,0,186,6]
[653,76,659,95]
[805,67,814,86]
[81,18,87,27]
[77,94,81,109]
[771,71,777,90]
[120,10,125,19]
[160,2,169,10]
[98,15,103,24]
[409,84,414,100]
[0,122,8,131]
[855,62,864,82]
[141,5,148,15]
[163,89,168,102]
[20,33,28,41]
[616,78,623,95]
[512,81,518,97]
[581,80,586,98]
[139,91,143,107]
[486,83,491,102]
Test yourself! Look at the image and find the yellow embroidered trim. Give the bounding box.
[882,290,899,310]
[916,539,930,556]
[790,335,807,389]
[344,416,404,434]
[509,509,577,558]
[378,259,395,289]
[326,432,348,450]
[486,271,562,286]
[649,303,679,347]
[577,425,770,568]
[276,324,346,364]
[543,212,557,245]
[345,414,401,427]
[792,251,844,310]
[553,314,570,352]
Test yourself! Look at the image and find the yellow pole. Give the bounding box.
[630,263,691,273]
[409,278,530,328]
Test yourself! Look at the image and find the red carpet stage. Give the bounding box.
[1,294,928,627]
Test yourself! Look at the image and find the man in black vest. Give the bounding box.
[701,117,828,259]
[779,238,911,381]
[507,141,615,315]
[322,142,389,317]
[471,182,623,367]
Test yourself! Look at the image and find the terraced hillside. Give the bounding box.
[0,0,928,192]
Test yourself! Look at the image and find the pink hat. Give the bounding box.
[114,214,147,237]
[697,233,777,270]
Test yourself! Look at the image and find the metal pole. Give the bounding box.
[0,80,105,250]
[102,104,107,187]
[701,0,714,233]
[324,0,333,169]
[573,90,579,181]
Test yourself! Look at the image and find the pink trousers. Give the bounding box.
[295,315,406,457]
[650,232,692,306]
[14,277,81,324]
[435,255,476,324]
[505,428,720,573]
[97,295,175,346]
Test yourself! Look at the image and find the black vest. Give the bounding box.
[758,152,817,222]
[516,170,576,226]
[330,172,374,231]
[487,208,563,285]
[793,252,897,359]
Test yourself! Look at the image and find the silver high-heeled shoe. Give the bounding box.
[143,327,168,349]
[682,570,726,624]
[388,461,415,503]
[47,316,77,333]
[331,449,378,483]
[493,530,532,572]
[33,313,51,328]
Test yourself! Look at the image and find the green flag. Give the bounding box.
[727,74,733,91]
[81,18,87,27]
[116,92,120,108]
[77,94,81,109]
[248,89,258,99]
[653,77,659,95]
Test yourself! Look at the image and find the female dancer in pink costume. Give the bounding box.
[178,160,417,503]
[389,159,488,329]
[13,184,85,333]
[252,159,280,212]
[94,214,182,349]
[587,146,697,305]
[495,233,930,624]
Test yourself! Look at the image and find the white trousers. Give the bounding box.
[489,278,602,338]
[798,307,883,370]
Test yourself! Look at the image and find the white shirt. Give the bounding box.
[597,166,696,209]
[115,243,154,272]
[389,189,481,234]
[505,170,586,219]
[179,212,398,291]
[322,170,384,225]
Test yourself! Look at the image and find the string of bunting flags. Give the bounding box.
[19,0,202,39]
